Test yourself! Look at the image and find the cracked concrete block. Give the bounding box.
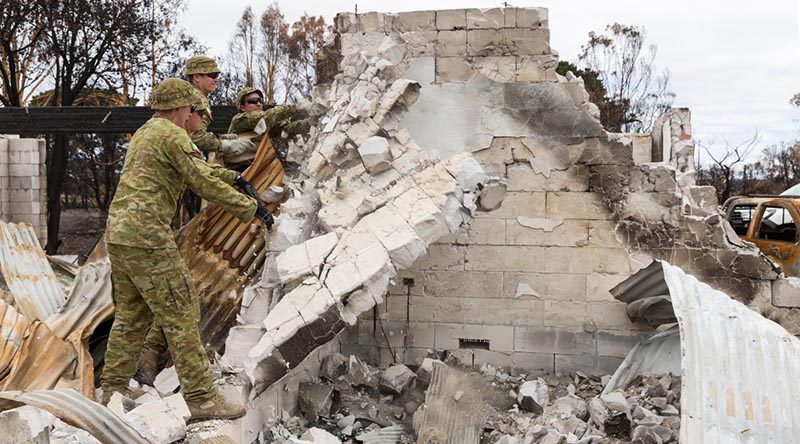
[360,207,427,269]
[393,10,436,32]
[689,185,718,208]
[358,136,393,174]
[503,28,550,55]
[435,30,467,57]
[435,56,476,83]
[506,218,589,247]
[516,55,558,82]
[298,382,336,421]
[466,8,504,29]
[436,9,466,30]
[377,34,407,66]
[518,378,548,413]
[632,134,652,164]
[124,394,190,444]
[221,325,265,369]
[0,410,50,444]
[466,29,504,56]
[473,56,517,83]
[389,187,451,245]
[454,218,506,245]
[400,30,437,58]
[380,364,417,395]
[154,366,180,396]
[240,284,273,324]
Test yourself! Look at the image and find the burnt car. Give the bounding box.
[723,195,800,276]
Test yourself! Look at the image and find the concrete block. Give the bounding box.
[503,272,587,301]
[9,177,41,190]
[401,31,437,57]
[340,32,386,58]
[623,192,680,220]
[359,12,393,32]
[546,192,609,220]
[466,29,504,56]
[466,8,504,29]
[465,245,545,272]
[9,164,39,177]
[8,189,35,203]
[358,320,435,348]
[434,323,514,352]
[596,332,644,358]
[435,30,467,57]
[503,28,550,55]
[410,244,466,271]
[448,349,554,373]
[393,10,436,32]
[423,270,503,298]
[516,55,558,82]
[479,191,546,219]
[544,300,587,327]
[387,296,463,323]
[454,218,506,245]
[435,57,475,83]
[513,326,596,355]
[586,273,626,302]
[632,134,652,165]
[587,220,625,248]
[473,56,517,83]
[436,9,466,30]
[8,201,41,215]
[387,270,426,296]
[461,297,544,325]
[586,302,630,330]
[772,278,800,308]
[506,164,588,192]
[515,7,548,28]
[544,246,593,274]
[590,248,632,274]
[555,354,623,376]
[506,218,589,247]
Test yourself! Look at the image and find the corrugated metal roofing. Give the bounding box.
[609,260,800,443]
[414,361,482,444]
[356,424,405,443]
[0,222,66,322]
[0,299,28,380]
[0,389,148,444]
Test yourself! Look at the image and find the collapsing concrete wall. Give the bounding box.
[328,7,780,373]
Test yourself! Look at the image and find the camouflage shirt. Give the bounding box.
[106,115,256,249]
[227,105,310,139]
[190,84,222,153]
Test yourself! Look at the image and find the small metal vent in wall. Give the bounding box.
[458,338,490,350]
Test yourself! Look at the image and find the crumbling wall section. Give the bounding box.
[0,136,47,246]
[335,7,780,374]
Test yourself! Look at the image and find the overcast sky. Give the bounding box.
[180,0,800,161]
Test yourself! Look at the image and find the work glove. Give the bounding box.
[254,202,274,230]
[220,138,254,155]
[234,173,274,230]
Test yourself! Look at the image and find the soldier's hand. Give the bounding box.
[234,173,259,200]
[255,202,274,230]
[220,138,254,155]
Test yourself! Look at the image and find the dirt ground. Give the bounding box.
[57,208,107,259]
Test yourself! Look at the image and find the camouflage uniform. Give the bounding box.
[103,78,257,402]
[228,87,310,139]
[183,55,223,153]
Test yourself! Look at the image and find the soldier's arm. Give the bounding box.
[228,106,300,135]
[165,136,256,222]
[191,111,223,153]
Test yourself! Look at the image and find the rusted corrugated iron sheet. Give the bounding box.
[609,260,800,443]
[0,222,66,322]
[177,137,285,352]
[0,299,28,381]
[0,389,148,444]
[414,361,483,444]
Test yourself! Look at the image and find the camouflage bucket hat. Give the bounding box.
[236,87,264,107]
[183,55,221,76]
[149,78,201,110]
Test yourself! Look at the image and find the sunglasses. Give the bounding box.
[245,97,263,105]
[190,105,198,112]
[204,72,220,79]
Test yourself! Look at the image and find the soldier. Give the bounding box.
[182,55,254,156]
[228,87,310,138]
[102,78,272,421]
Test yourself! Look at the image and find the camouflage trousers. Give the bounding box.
[102,244,216,402]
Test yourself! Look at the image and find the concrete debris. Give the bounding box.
[477,178,507,211]
[358,136,393,174]
[414,357,439,387]
[345,355,379,389]
[153,366,180,396]
[517,378,548,413]
[319,352,349,382]
[0,409,50,443]
[291,427,341,444]
[298,382,337,422]
[379,364,416,395]
[123,394,191,444]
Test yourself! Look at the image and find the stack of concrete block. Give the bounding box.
[334,8,558,85]
[2,137,47,245]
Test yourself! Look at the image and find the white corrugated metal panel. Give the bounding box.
[414,361,483,444]
[356,425,405,443]
[0,221,66,322]
[610,261,800,443]
[602,325,682,396]
[0,389,148,444]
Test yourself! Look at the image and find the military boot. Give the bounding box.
[137,348,161,386]
[186,393,246,422]
[100,386,146,405]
